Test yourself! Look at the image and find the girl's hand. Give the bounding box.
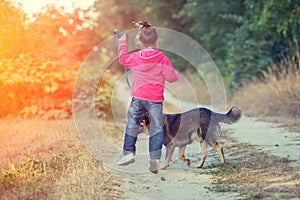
[119,33,127,42]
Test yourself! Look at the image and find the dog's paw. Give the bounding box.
[186,159,191,166]
[197,158,205,168]
[197,162,204,168]
[160,164,169,170]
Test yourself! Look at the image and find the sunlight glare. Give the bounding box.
[12,0,96,14]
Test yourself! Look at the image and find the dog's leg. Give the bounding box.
[213,142,225,164]
[197,139,207,168]
[161,143,175,170]
[178,146,191,166]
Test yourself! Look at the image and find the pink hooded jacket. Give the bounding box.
[118,41,178,102]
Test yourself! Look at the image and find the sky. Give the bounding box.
[12,0,96,13]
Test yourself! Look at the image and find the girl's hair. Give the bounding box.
[134,21,158,48]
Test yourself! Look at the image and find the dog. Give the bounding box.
[140,107,242,169]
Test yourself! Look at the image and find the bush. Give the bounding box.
[230,50,300,118]
[0,54,76,118]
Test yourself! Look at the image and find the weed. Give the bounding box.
[0,153,66,198]
[202,138,300,199]
[204,184,238,193]
[202,162,240,177]
[0,119,119,199]
[249,192,264,199]
[230,51,300,131]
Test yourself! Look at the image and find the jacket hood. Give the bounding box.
[138,48,162,60]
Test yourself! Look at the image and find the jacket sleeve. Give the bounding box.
[162,57,178,83]
[118,41,134,68]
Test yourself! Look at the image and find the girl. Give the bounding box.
[117,21,178,174]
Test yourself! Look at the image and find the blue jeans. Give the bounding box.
[123,97,164,160]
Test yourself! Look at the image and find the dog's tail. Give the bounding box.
[217,107,242,124]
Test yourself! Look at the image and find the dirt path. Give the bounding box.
[113,136,241,200]
[226,117,300,166]
[108,80,300,200]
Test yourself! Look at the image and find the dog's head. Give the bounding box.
[138,113,150,135]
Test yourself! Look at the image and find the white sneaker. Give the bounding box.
[117,153,135,166]
[149,159,159,174]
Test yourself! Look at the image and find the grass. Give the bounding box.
[0,117,121,199]
[230,51,300,131]
[201,133,300,199]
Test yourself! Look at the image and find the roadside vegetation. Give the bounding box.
[230,50,300,132]
[0,0,299,199]
[0,118,121,199]
[202,132,300,199]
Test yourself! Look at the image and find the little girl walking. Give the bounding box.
[117,21,178,174]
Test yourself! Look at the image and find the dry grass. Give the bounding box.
[52,147,121,200]
[230,51,300,131]
[99,119,124,144]
[202,133,300,199]
[0,118,120,199]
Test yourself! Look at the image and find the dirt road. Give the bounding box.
[112,135,241,200]
[227,117,300,166]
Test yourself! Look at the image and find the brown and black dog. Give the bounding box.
[140,107,242,169]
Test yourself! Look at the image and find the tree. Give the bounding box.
[0,0,28,59]
[174,0,245,78]
[0,1,102,118]
[226,0,300,86]
[173,0,300,88]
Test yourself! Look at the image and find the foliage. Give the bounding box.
[230,50,300,119]
[145,0,300,88]
[226,0,300,87]
[95,74,115,117]
[92,0,140,38]
[0,1,110,118]
[0,53,75,117]
[127,0,187,29]
[0,0,28,59]
[175,0,244,75]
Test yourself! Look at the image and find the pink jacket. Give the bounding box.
[118,41,178,102]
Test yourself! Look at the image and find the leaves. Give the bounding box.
[172,0,300,88]
[19,106,39,118]
[0,2,91,118]
[44,81,59,93]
